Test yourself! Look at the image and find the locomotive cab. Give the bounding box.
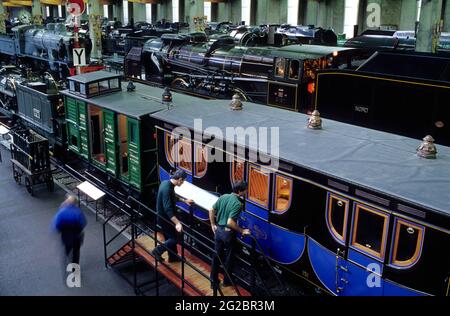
[267,56,302,110]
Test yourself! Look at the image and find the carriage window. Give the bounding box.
[391,219,424,267]
[99,80,109,92]
[195,144,207,177]
[326,193,349,242]
[165,132,175,166]
[88,83,99,95]
[178,138,192,173]
[248,165,269,208]
[289,60,300,80]
[109,78,119,89]
[273,175,293,213]
[351,204,389,259]
[71,135,78,147]
[231,158,245,184]
[275,57,286,78]
[69,81,75,91]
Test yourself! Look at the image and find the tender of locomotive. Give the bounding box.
[314,51,450,146]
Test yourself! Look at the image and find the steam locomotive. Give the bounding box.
[0,23,93,79]
[125,33,366,112]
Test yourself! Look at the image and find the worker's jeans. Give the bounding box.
[153,222,178,261]
[210,227,236,287]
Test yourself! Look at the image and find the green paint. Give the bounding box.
[103,109,118,176]
[127,118,141,189]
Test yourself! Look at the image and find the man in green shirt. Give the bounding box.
[209,180,250,289]
[152,170,193,263]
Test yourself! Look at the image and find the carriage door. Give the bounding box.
[66,97,89,160]
[103,109,118,176]
[339,202,389,295]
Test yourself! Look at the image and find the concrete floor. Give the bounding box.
[0,146,177,296]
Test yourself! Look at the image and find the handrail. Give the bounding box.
[245,234,290,295]
[126,196,241,296]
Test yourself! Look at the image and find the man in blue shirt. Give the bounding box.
[152,170,193,263]
[52,194,87,265]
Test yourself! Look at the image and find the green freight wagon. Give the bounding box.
[60,71,167,198]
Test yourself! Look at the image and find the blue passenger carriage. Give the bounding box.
[149,94,450,296]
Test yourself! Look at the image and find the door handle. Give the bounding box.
[339,265,348,272]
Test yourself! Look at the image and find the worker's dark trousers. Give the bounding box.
[153,222,178,261]
[64,239,81,264]
[210,227,236,287]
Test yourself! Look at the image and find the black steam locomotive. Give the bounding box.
[0,23,93,79]
[125,33,365,112]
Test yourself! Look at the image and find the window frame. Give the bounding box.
[325,192,349,244]
[177,137,193,174]
[288,59,300,80]
[194,143,207,178]
[247,164,270,210]
[350,203,390,260]
[230,157,246,185]
[164,132,175,167]
[389,218,425,269]
[271,174,293,214]
[275,57,287,79]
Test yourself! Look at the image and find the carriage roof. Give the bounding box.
[60,81,168,118]
[150,94,450,217]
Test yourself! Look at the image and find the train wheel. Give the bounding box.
[25,177,34,196]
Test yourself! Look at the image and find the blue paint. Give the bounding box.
[307,238,338,295]
[159,166,192,183]
[348,249,384,274]
[245,202,269,220]
[308,238,382,295]
[239,212,271,256]
[159,166,171,182]
[269,225,305,264]
[193,205,209,221]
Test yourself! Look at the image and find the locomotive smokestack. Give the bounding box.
[417,135,437,159]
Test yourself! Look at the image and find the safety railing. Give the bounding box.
[103,196,246,296]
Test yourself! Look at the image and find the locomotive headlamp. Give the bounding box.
[332,51,338,57]
[162,87,172,103]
